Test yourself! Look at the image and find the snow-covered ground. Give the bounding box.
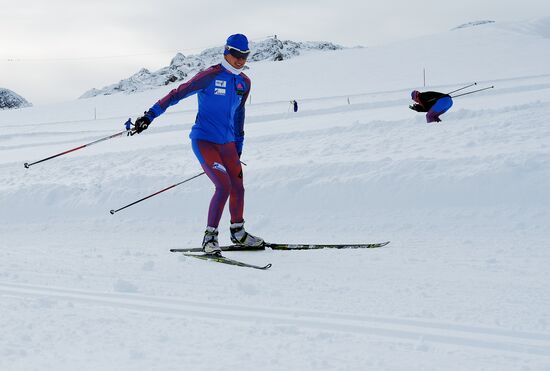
[1,19,550,371]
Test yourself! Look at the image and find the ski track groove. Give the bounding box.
[1,281,549,358]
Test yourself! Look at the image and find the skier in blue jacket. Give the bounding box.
[133,34,264,254]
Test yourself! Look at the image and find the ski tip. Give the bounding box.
[264,263,273,269]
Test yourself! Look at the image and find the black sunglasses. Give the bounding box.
[225,45,250,59]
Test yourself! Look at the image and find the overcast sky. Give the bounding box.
[1,0,548,105]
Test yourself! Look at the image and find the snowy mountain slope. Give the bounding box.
[1,17,550,371]
[80,38,343,98]
[496,16,550,38]
[0,88,32,110]
[3,17,549,128]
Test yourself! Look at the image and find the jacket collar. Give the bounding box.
[221,58,243,75]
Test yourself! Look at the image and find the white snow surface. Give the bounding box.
[1,18,550,371]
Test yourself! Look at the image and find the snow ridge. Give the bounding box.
[80,38,344,99]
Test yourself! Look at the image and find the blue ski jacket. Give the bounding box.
[144,64,251,154]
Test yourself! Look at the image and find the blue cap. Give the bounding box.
[411,90,419,100]
[224,34,249,55]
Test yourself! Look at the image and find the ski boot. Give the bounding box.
[202,226,221,255]
[230,221,264,248]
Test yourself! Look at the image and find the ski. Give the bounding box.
[265,241,390,250]
[170,246,264,253]
[170,241,389,253]
[180,253,272,270]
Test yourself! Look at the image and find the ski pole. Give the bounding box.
[446,82,477,95]
[109,161,248,215]
[24,121,135,169]
[451,86,494,98]
[109,171,206,215]
[422,83,478,104]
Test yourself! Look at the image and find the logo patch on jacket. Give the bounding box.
[212,162,227,173]
[236,82,245,96]
[215,80,227,95]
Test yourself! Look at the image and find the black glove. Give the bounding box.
[409,104,424,112]
[134,114,151,134]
